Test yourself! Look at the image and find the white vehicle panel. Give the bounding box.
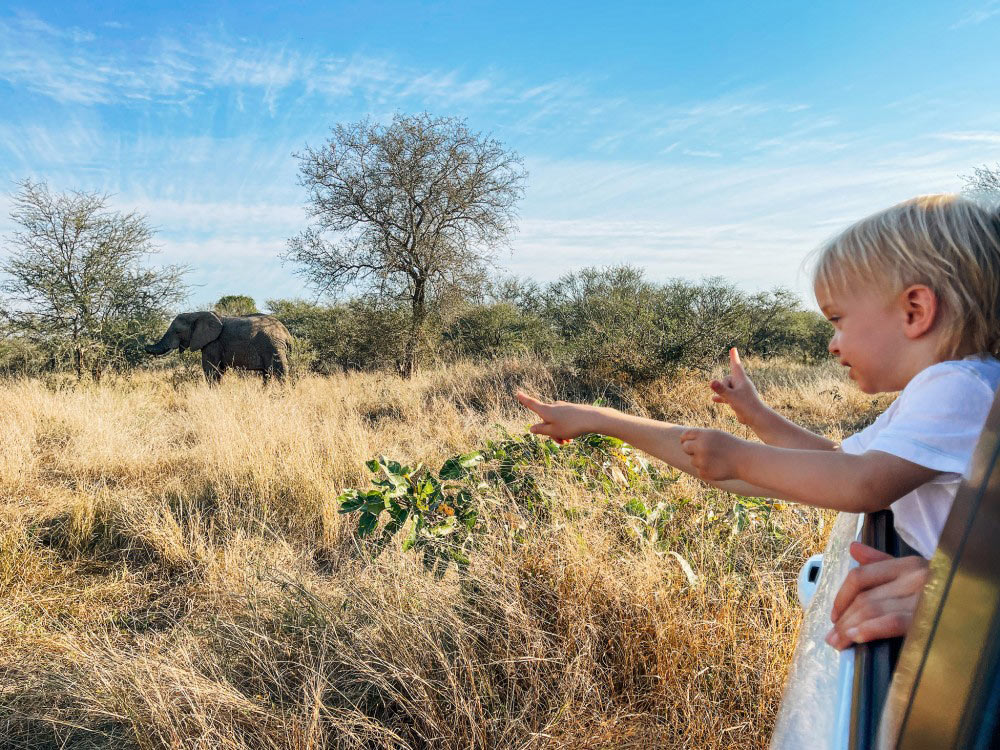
[770,512,863,750]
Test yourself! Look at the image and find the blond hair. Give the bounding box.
[811,194,1000,358]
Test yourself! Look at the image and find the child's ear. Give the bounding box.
[899,284,938,339]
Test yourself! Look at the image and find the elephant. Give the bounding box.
[145,311,292,383]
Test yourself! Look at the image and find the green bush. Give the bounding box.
[441,303,556,360]
[267,298,415,373]
[541,267,830,385]
[748,307,832,362]
[269,269,832,383]
[214,295,260,316]
[0,308,175,377]
[0,334,49,376]
[542,266,673,384]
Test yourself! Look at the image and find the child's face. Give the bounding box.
[815,282,910,394]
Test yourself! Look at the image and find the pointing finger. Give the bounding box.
[730,347,746,377]
[517,391,549,416]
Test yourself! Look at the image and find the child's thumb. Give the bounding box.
[529,422,554,437]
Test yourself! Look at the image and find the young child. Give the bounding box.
[517,194,1000,561]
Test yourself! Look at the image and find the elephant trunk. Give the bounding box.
[145,333,177,356]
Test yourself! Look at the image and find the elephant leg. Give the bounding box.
[257,353,273,385]
[272,352,288,382]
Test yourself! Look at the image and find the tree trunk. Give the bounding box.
[74,346,83,381]
[402,277,427,379]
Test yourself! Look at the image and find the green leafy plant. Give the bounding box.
[730,495,783,539]
[337,453,483,575]
[622,495,689,546]
[337,430,678,574]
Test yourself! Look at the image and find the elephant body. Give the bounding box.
[146,312,292,382]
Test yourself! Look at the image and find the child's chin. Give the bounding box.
[849,372,872,392]
[856,379,881,394]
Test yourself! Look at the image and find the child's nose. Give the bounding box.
[828,333,840,356]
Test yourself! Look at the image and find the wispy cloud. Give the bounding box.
[682,149,722,158]
[13,9,95,43]
[0,12,503,112]
[936,131,1000,144]
[570,89,821,158]
[951,1,1000,28]
[0,14,201,104]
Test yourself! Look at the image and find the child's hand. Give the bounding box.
[710,348,765,426]
[679,428,744,481]
[516,391,599,444]
[825,542,930,650]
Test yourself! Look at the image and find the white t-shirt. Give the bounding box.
[840,354,1000,558]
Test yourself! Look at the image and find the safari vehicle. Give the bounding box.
[769,392,1000,749]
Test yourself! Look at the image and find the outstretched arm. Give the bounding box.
[711,348,837,451]
[516,392,793,500]
[679,429,941,512]
[516,391,941,512]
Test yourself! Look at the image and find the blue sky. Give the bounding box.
[1,1,999,309]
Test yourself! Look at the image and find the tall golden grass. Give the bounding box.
[0,357,887,749]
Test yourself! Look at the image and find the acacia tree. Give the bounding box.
[284,113,527,377]
[0,180,188,379]
[214,294,259,316]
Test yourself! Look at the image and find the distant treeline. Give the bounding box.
[0,265,830,384]
[270,266,831,385]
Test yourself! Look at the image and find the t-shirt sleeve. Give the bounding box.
[840,407,891,455]
[864,367,997,475]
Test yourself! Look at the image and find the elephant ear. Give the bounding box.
[189,312,223,351]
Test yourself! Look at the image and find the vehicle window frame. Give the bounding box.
[849,509,905,750]
[878,394,1000,748]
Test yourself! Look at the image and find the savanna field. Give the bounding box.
[0,357,891,750]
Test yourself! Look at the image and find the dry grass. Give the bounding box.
[0,357,887,749]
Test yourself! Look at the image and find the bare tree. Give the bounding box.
[1,180,188,379]
[284,113,527,377]
[962,163,1000,200]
